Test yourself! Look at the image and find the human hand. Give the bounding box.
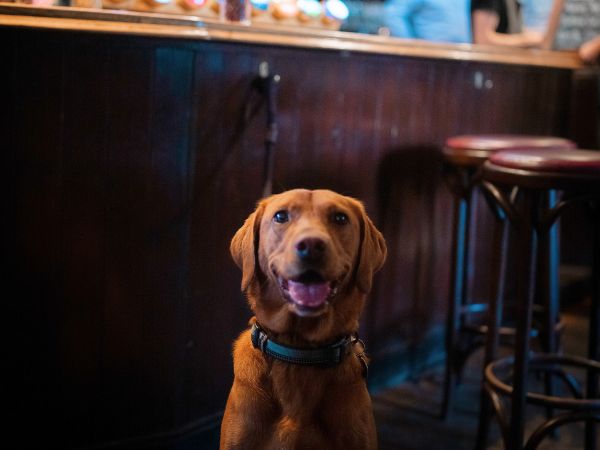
[520,29,544,48]
[579,36,600,63]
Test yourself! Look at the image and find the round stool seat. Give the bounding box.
[444,135,576,167]
[484,148,600,190]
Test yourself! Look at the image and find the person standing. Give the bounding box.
[383,0,472,43]
[471,0,548,47]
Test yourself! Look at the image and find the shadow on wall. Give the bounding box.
[364,146,452,390]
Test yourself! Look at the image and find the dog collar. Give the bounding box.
[251,322,357,367]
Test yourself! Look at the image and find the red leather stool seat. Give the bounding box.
[489,148,600,174]
[444,135,576,167]
[485,148,600,190]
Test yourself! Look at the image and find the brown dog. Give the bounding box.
[221,189,386,450]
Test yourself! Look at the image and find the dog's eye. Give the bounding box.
[333,212,349,225]
[273,210,290,224]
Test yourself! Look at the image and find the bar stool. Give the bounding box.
[442,135,576,419]
[479,148,600,450]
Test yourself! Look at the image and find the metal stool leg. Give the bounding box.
[537,190,561,426]
[475,215,509,450]
[509,189,540,450]
[442,189,471,419]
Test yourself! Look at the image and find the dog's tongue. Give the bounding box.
[288,280,330,308]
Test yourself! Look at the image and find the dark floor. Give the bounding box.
[372,304,599,450]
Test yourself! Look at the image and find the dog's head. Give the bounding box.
[231,189,386,340]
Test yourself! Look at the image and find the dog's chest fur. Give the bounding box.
[231,330,375,449]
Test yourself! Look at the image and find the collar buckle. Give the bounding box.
[251,323,267,352]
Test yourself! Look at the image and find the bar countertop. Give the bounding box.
[0,3,583,69]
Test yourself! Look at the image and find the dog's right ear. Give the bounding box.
[230,202,265,293]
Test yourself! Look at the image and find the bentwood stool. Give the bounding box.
[442,135,576,419]
[478,148,600,450]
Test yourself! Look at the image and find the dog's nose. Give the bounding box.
[295,237,326,262]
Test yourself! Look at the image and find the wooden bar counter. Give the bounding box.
[2,4,595,448]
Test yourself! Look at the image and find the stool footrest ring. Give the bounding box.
[485,353,600,411]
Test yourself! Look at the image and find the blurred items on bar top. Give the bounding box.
[220,0,251,22]
[71,0,103,7]
[11,0,62,5]
[11,0,351,29]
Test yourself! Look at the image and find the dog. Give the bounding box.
[221,189,386,450]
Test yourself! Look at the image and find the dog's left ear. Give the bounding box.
[230,202,265,293]
[356,205,387,294]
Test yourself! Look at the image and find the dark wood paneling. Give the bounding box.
[3,27,580,448]
[101,44,155,441]
[59,38,111,447]
[10,33,66,447]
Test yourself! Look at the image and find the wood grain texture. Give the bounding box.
[2,24,588,449]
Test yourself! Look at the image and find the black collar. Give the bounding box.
[251,322,367,375]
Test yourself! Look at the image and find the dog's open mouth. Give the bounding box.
[278,270,339,317]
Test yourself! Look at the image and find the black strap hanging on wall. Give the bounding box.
[254,62,280,198]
